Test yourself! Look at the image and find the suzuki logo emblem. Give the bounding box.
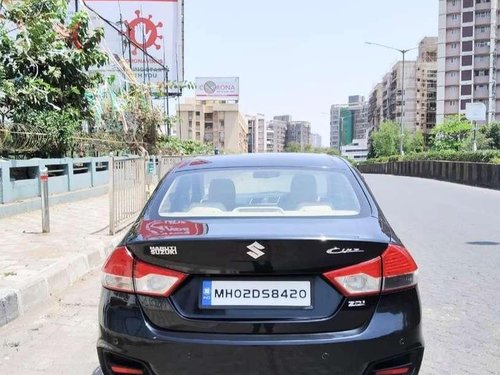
[246,242,266,259]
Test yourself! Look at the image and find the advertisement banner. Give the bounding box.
[84,0,184,94]
[195,77,240,100]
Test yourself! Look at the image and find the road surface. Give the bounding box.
[0,174,499,374]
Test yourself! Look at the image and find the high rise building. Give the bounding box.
[311,133,322,148]
[246,114,267,153]
[371,61,418,131]
[348,95,369,139]
[330,95,368,150]
[369,37,437,133]
[286,121,312,150]
[368,83,384,129]
[390,60,418,131]
[330,105,342,149]
[416,37,438,132]
[177,99,248,154]
[437,0,499,124]
[273,115,293,123]
[266,120,287,153]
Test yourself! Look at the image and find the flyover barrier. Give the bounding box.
[0,156,110,205]
[0,155,196,219]
[358,160,499,190]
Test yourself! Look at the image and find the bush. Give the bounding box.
[359,150,500,165]
[157,137,213,156]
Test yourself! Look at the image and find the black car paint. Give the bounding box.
[98,153,423,375]
[98,288,423,375]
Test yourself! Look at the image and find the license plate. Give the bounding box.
[200,280,312,308]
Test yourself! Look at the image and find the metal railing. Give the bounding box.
[157,155,187,179]
[108,154,199,235]
[109,155,146,235]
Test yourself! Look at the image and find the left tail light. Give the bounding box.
[323,244,418,297]
[102,246,187,297]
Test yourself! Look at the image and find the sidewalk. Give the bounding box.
[0,194,124,327]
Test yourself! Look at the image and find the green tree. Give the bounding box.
[480,122,500,149]
[430,115,472,151]
[157,136,213,156]
[403,130,425,154]
[370,121,400,157]
[284,142,339,156]
[0,0,107,157]
[285,142,302,152]
[463,129,492,151]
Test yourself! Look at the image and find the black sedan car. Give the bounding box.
[98,153,423,375]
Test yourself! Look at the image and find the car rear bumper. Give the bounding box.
[97,289,424,375]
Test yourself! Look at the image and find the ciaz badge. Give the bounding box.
[150,246,177,255]
[326,247,365,255]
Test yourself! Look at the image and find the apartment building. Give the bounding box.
[273,115,293,123]
[437,0,499,123]
[286,121,312,150]
[330,104,344,149]
[371,62,417,130]
[416,37,438,131]
[368,37,437,133]
[388,60,418,131]
[177,99,248,154]
[246,114,267,153]
[311,133,322,148]
[368,83,384,130]
[266,119,287,153]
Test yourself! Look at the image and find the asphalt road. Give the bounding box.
[0,175,499,375]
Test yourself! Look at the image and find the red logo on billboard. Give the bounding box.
[125,10,163,55]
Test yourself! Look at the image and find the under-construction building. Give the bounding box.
[416,37,438,132]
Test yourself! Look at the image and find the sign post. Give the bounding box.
[465,103,487,152]
[39,167,50,233]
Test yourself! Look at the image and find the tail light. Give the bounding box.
[323,244,418,297]
[102,246,187,297]
[374,366,412,375]
[110,365,144,375]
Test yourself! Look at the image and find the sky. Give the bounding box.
[180,0,439,147]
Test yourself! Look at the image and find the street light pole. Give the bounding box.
[365,42,418,155]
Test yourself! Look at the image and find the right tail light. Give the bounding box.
[323,244,418,297]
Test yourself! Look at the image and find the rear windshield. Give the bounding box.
[157,168,365,218]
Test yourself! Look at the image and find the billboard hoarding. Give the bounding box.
[83,0,184,95]
[195,77,240,100]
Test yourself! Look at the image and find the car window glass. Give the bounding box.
[159,168,362,217]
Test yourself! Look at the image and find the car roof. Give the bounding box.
[173,153,349,171]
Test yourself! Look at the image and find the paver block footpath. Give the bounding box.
[0,195,128,327]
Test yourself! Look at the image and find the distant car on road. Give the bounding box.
[97,153,424,375]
